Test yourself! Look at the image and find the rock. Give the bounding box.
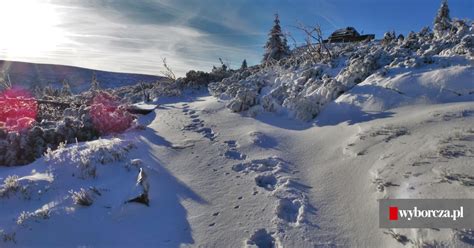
[126,167,150,206]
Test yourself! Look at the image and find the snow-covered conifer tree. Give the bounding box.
[91,72,100,92]
[262,14,290,63]
[61,79,72,96]
[434,0,452,38]
[240,59,248,70]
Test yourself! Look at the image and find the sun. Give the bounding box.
[0,0,67,58]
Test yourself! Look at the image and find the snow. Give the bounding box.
[132,103,158,111]
[1,16,473,247]
[0,60,163,93]
[323,58,474,118]
[1,76,473,246]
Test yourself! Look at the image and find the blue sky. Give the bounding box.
[0,0,472,76]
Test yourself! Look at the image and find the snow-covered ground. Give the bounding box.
[1,58,473,247]
[1,17,473,246]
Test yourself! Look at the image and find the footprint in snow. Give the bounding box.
[224,140,238,148]
[255,173,278,191]
[245,229,277,248]
[232,157,285,173]
[223,140,246,160]
[248,131,278,149]
[198,127,217,141]
[182,122,204,131]
[275,198,303,224]
[224,150,247,160]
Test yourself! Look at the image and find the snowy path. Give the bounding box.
[146,95,474,247]
[0,93,472,247]
[143,95,316,247]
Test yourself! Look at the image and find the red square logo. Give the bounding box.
[389,206,398,221]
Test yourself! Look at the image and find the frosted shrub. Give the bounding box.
[382,31,396,46]
[0,120,97,166]
[149,81,182,98]
[336,49,384,86]
[45,138,134,179]
[90,92,135,135]
[70,188,93,206]
[0,87,37,132]
[226,88,258,112]
[0,175,20,198]
[17,211,33,225]
[0,82,148,166]
[180,66,233,89]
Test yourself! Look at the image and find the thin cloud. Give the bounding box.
[0,0,342,76]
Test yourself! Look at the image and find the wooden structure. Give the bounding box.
[324,27,375,43]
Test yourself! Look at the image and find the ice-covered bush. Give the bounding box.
[0,87,37,132]
[112,80,182,103]
[0,110,102,166]
[0,87,137,166]
[226,88,258,112]
[179,67,233,88]
[0,175,20,198]
[1,71,185,166]
[90,92,135,135]
[382,31,396,46]
[45,137,134,179]
[70,188,93,206]
[149,81,182,98]
[336,48,387,85]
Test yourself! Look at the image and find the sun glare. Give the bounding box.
[0,1,67,57]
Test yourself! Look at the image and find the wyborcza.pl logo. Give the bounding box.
[389,206,463,221]
[379,199,474,228]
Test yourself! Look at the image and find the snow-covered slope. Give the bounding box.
[318,56,474,125]
[209,20,473,123]
[0,60,163,93]
[1,77,473,247]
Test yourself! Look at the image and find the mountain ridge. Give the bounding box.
[0,60,164,93]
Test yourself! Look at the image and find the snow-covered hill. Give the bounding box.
[209,20,473,123]
[0,60,163,93]
[0,81,473,247]
[1,11,473,248]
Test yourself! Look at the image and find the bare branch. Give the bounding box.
[138,81,151,102]
[0,73,12,90]
[284,31,299,50]
[295,21,332,62]
[160,58,176,82]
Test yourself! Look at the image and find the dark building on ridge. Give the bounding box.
[325,27,375,43]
